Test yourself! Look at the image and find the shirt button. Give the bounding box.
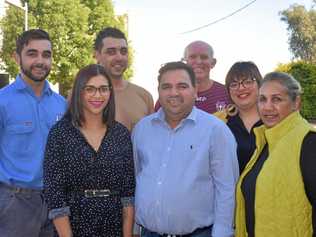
[162,163,167,167]
[167,147,171,151]
[157,181,162,185]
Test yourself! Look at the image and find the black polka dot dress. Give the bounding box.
[44,116,135,237]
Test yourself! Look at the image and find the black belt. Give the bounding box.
[142,225,213,237]
[0,182,42,194]
[71,189,119,198]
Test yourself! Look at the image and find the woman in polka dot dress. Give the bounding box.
[43,64,135,237]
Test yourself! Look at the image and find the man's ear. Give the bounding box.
[94,50,102,63]
[210,58,217,68]
[13,52,20,65]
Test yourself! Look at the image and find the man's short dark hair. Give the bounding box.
[16,29,51,55]
[94,27,127,52]
[158,61,196,87]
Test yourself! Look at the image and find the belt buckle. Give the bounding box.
[84,189,110,198]
[84,190,95,198]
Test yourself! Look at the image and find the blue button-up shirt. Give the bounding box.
[0,75,67,189]
[132,107,239,237]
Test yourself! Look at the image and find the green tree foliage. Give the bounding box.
[0,0,133,96]
[275,61,316,119]
[0,7,25,77]
[82,0,117,35]
[281,4,316,64]
[32,0,91,96]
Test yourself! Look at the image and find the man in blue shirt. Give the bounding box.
[0,29,67,237]
[132,61,239,237]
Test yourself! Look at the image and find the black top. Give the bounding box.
[241,145,268,237]
[301,132,316,237]
[227,114,262,173]
[44,116,135,237]
[241,132,316,237]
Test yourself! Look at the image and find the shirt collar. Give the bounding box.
[15,74,53,96]
[152,106,198,125]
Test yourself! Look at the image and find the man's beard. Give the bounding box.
[21,63,50,82]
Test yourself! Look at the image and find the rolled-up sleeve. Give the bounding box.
[43,125,70,219]
[48,206,71,220]
[119,128,136,206]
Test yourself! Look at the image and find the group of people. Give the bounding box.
[0,26,315,237]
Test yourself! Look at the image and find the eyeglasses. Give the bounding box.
[83,85,111,96]
[229,78,256,90]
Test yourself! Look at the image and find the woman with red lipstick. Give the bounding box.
[215,61,263,173]
[44,64,135,237]
[235,72,316,237]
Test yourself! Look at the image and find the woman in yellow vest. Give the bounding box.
[235,72,316,237]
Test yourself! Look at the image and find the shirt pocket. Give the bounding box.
[5,123,35,155]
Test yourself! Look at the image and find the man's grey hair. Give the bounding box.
[182,41,214,60]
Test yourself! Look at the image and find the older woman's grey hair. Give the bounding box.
[260,72,302,102]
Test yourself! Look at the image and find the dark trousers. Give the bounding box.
[0,183,54,237]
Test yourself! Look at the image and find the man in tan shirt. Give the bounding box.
[94,27,154,131]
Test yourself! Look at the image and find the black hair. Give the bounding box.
[94,27,127,52]
[158,61,196,87]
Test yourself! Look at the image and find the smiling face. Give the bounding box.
[81,75,111,118]
[184,41,216,83]
[258,81,300,128]
[229,77,258,111]
[158,69,197,127]
[95,37,128,80]
[15,39,52,84]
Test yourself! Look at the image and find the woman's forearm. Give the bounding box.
[53,216,73,237]
[123,205,135,237]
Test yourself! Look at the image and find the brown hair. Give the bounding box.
[225,61,262,92]
[16,29,51,55]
